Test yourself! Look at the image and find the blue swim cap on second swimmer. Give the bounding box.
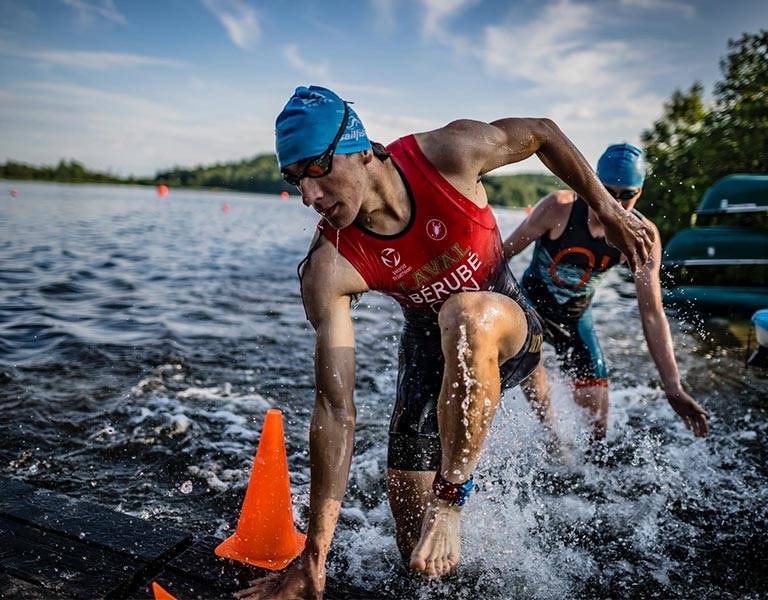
[275,85,371,170]
[596,143,646,189]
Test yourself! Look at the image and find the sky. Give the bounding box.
[0,0,766,176]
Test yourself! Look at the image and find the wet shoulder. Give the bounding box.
[301,235,368,298]
[552,189,577,208]
[410,126,490,208]
[412,120,493,177]
[539,190,575,238]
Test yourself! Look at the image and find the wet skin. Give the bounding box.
[237,117,654,599]
[406,291,528,577]
[504,188,709,444]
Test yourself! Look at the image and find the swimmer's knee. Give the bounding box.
[437,293,478,330]
[438,292,523,340]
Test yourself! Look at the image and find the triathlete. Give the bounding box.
[236,87,653,600]
[503,143,709,444]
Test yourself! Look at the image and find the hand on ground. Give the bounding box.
[234,555,324,600]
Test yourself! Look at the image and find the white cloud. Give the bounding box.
[0,43,185,70]
[620,0,696,18]
[358,110,441,143]
[480,0,605,88]
[282,44,330,80]
[10,81,184,118]
[422,0,667,168]
[0,80,276,175]
[60,0,126,26]
[201,0,260,50]
[421,0,477,38]
[281,44,397,96]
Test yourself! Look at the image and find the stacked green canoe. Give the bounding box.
[662,174,768,314]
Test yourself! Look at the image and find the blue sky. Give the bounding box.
[0,0,765,176]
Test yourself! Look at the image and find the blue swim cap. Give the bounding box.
[596,143,646,189]
[753,309,768,330]
[275,85,371,170]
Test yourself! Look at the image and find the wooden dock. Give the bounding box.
[0,477,374,599]
[0,476,261,598]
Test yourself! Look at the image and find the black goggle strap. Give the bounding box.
[327,101,350,155]
[281,102,349,185]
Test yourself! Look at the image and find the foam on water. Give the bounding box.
[322,365,767,598]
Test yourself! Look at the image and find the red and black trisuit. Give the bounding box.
[309,135,543,471]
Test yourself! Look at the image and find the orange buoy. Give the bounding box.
[525,205,533,215]
[215,409,306,570]
[222,202,232,213]
[279,191,289,200]
[157,184,169,198]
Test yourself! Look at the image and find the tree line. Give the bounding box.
[0,159,127,185]
[1,155,561,209]
[3,30,765,231]
[640,30,767,241]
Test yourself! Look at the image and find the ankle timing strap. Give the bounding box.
[432,473,474,506]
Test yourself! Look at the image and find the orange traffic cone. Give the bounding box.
[151,581,178,600]
[215,409,306,569]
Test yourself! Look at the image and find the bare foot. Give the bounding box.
[409,499,461,578]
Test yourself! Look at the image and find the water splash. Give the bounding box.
[334,226,341,270]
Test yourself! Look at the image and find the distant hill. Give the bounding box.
[155,154,291,195]
[2,155,562,208]
[155,154,562,207]
[0,159,131,185]
[482,172,562,208]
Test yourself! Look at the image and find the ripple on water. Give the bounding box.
[0,184,766,598]
[38,280,97,300]
[0,268,36,285]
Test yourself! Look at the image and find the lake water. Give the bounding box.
[1,181,766,599]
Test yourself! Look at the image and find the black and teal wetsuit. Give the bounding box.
[522,196,638,385]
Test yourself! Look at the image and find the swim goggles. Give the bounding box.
[604,184,640,201]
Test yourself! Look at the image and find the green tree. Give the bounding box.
[641,30,768,241]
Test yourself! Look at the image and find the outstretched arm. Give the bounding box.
[237,243,364,600]
[634,225,709,437]
[421,118,654,270]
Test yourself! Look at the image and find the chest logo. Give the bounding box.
[381,248,401,268]
[426,218,447,241]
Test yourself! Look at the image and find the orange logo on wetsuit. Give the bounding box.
[548,246,613,289]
